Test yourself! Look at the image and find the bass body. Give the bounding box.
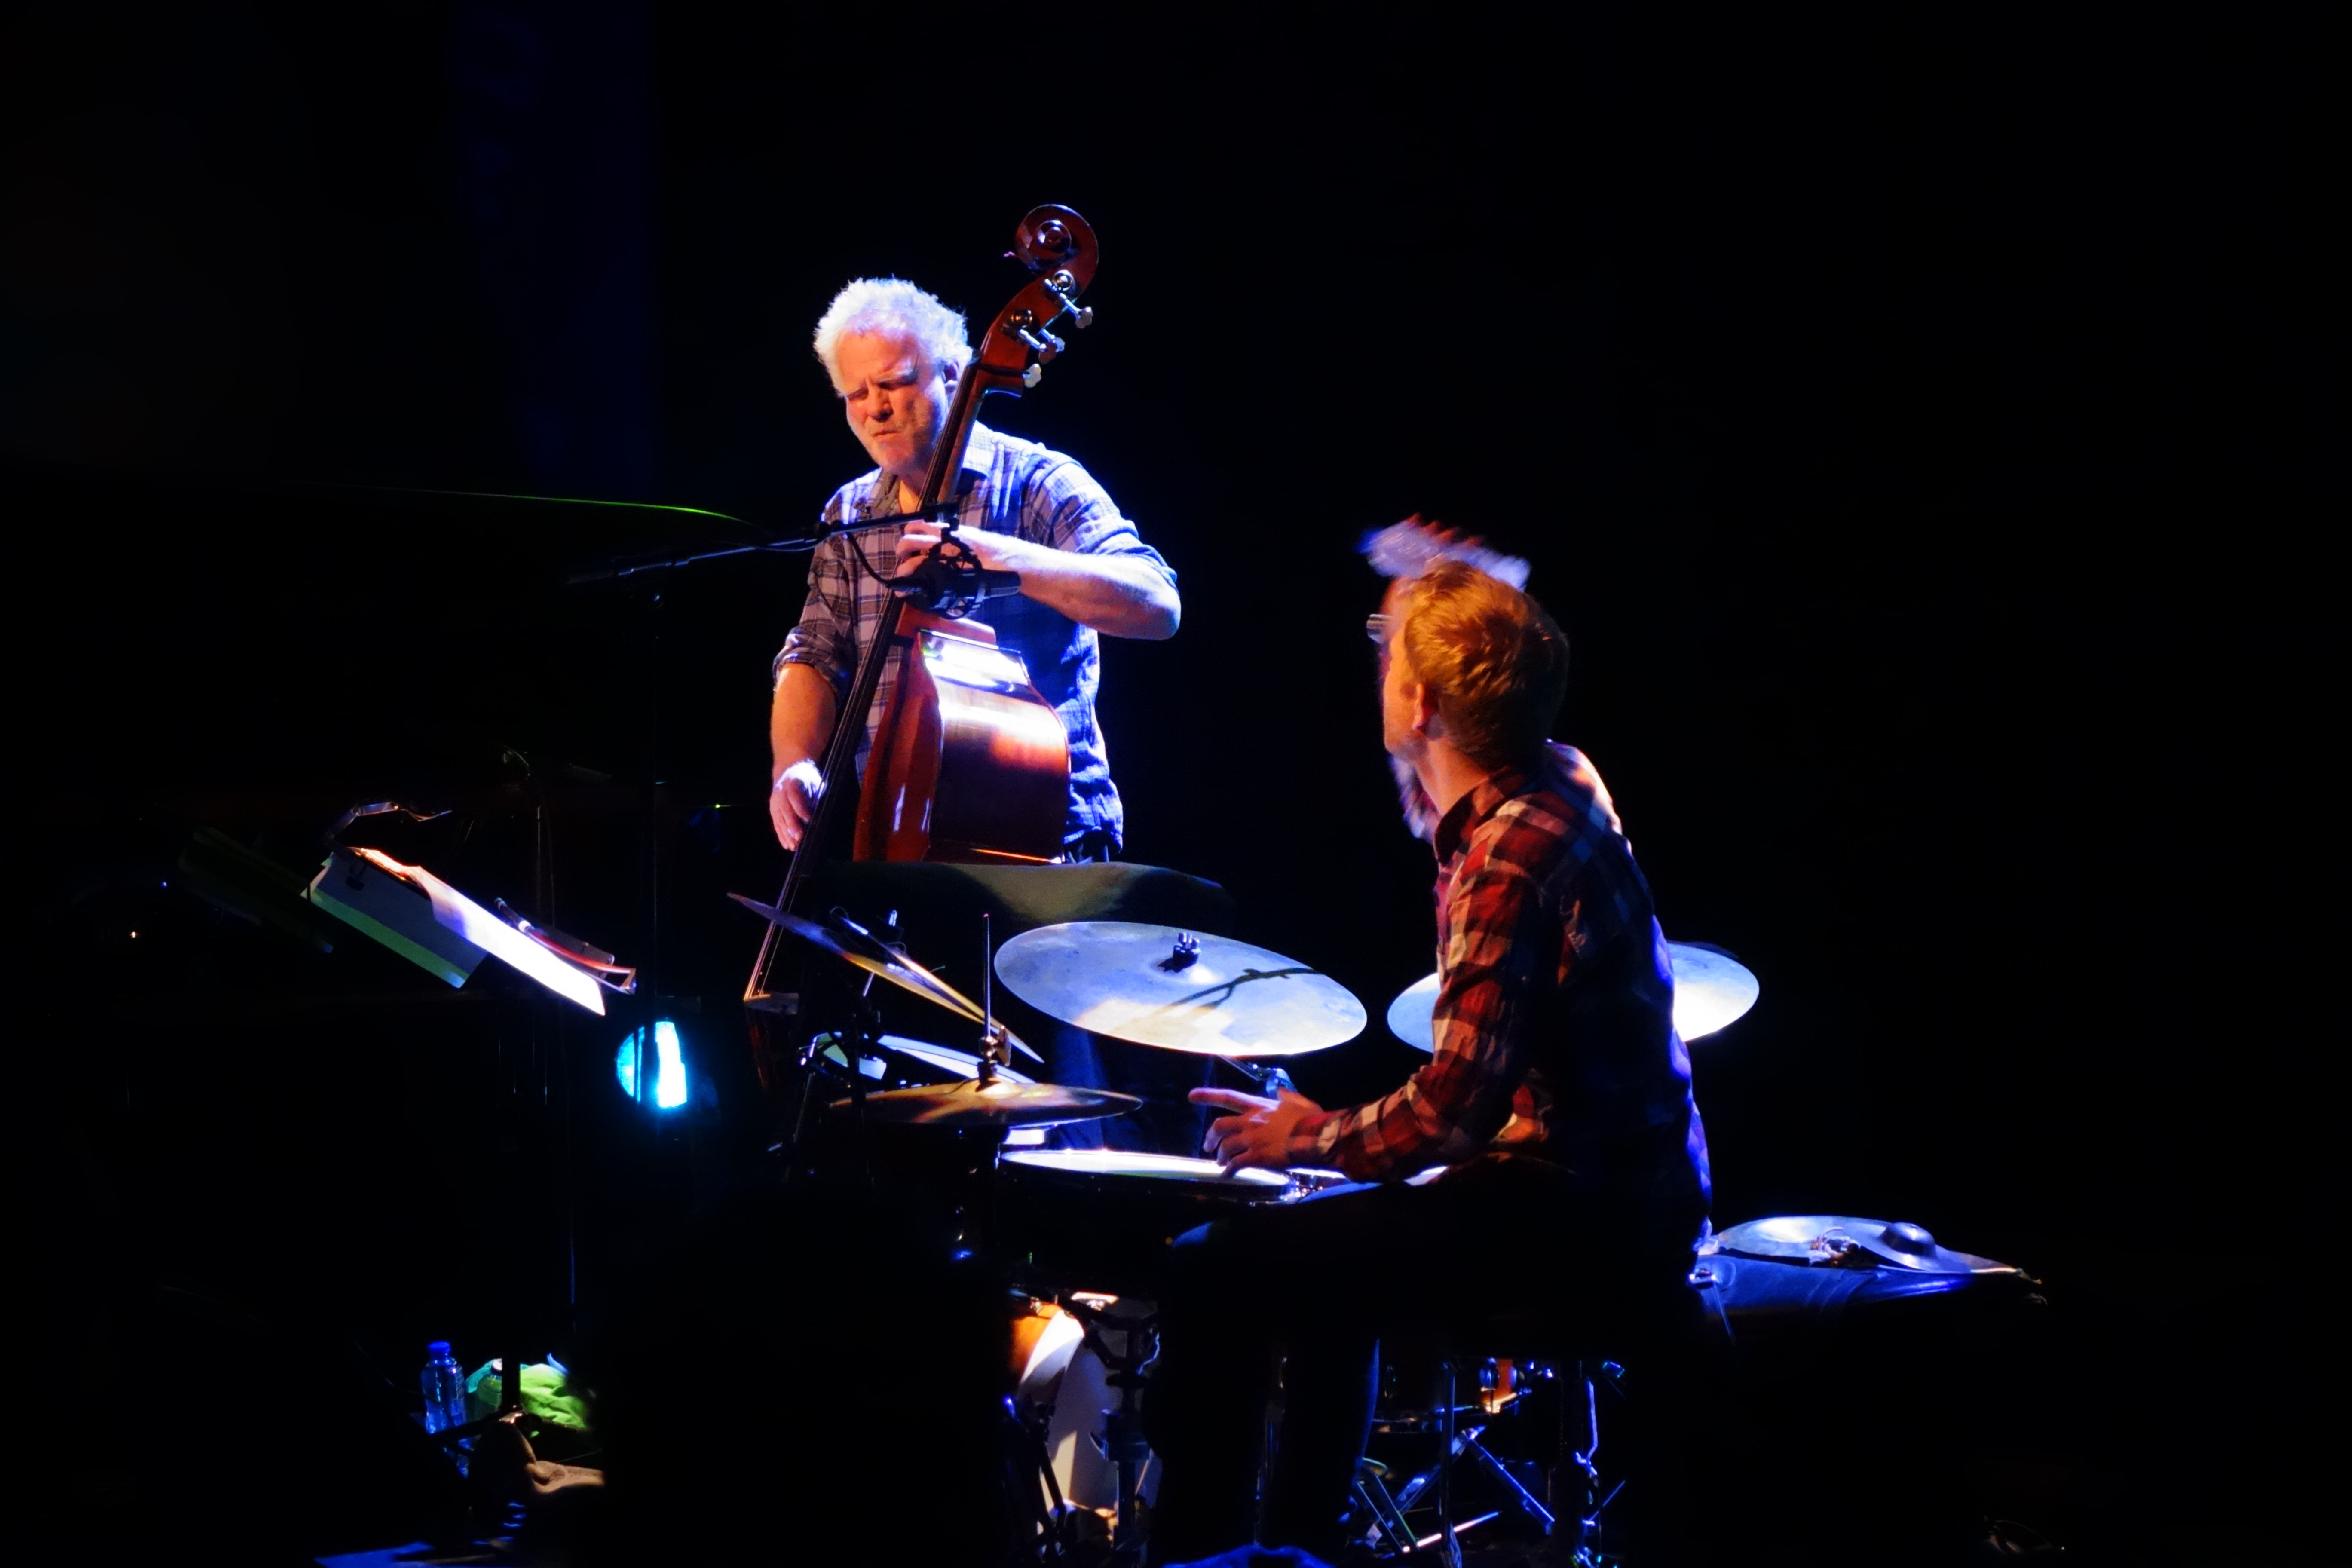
[854,605,1070,865]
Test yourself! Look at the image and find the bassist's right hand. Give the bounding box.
[769,760,824,850]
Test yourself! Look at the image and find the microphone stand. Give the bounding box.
[559,502,980,584]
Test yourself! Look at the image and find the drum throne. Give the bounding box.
[1350,1270,1726,1565]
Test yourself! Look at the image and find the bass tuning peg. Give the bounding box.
[1047,272,1094,328]
[1012,325,1063,361]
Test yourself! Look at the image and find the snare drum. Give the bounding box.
[997,1148,1294,1295]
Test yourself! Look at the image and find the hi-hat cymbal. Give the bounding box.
[994,922,1366,1057]
[815,1035,1037,1087]
[836,1078,1141,1129]
[879,1035,1034,1086]
[731,894,1040,1062]
[1384,941,1760,1051]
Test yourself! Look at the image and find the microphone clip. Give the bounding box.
[891,531,1022,620]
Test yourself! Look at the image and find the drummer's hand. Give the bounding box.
[1191,1086,1323,1173]
[770,759,824,849]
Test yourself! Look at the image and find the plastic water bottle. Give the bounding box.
[421,1341,467,1434]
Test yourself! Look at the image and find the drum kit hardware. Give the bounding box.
[730,896,1767,1561]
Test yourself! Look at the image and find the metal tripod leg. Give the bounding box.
[1571,1361,1616,1558]
[1395,1359,1584,1561]
[1437,1359,1461,1568]
[1064,1298,1158,1565]
[1458,1427,1555,1534]
[1352,1458,1419,1555]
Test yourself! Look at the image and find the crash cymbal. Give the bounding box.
[836,1078,1141,1129]
[993,922,1366,1057]
[731,894,1040,1062]
[1384,941,1761,1051]
[1666,943,1761,1041]
[1383,974,1441,1049]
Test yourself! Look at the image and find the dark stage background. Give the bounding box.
[8,3,2334,1562]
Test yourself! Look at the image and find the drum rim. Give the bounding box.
[1001,1147,1291,1188]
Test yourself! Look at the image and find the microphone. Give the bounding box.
[891,553,1024,615]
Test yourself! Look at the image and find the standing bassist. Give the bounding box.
[768,277,1180,865]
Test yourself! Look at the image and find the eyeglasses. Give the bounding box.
[1365,613,1391,646]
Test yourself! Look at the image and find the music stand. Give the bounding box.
[307,846,619,1014]
[306,844,631,1485]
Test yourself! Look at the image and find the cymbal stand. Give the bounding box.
[1060,1295,1160,1565]
[943,913,1013,1264]
[1216,1055,1296,1097]
[781,955,884,1190]
[976,912,1008,1088]
[1007,1390,1077,1565]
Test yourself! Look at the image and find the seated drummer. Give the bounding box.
[1142,537,1713,1565]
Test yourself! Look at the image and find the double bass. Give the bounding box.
[744,206,1102,1010]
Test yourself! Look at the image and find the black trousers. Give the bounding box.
[1141,1154,1701,1565]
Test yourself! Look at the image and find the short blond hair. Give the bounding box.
[1396,560,1569,770]
[812,278,972,386]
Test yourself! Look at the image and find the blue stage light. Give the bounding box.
[615,1019,689,1110]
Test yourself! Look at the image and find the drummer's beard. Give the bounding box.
[1391,753,1438,843]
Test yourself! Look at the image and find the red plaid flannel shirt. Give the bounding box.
[1296,744,1709,1195]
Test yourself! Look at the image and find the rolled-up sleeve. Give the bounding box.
[1026,455,1177,588]
[1298,843,1546,1180]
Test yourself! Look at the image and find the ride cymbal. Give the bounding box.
[994,922,1366,1057]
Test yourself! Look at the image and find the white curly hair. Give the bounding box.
[812,278,973,387]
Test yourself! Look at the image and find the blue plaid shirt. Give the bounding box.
[776,423,1175,853]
